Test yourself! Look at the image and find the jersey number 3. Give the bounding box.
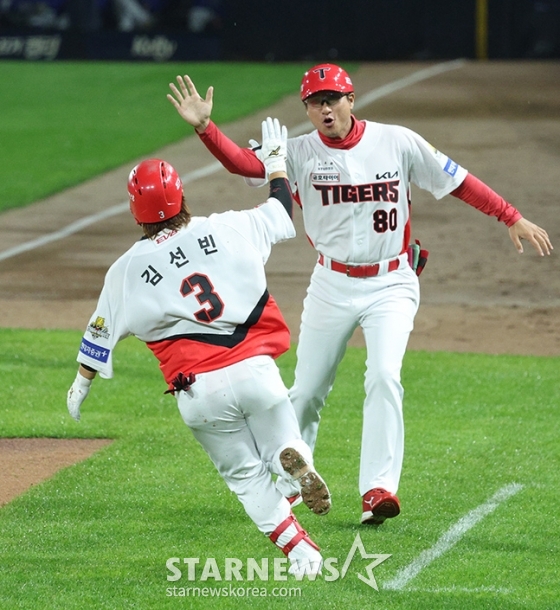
[180,273,224,323]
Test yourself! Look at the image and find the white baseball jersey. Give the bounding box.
[286,121,467,264]
[77,197,295,386]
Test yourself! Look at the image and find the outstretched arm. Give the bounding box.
[451,173,552,256]
[167,74,265,179]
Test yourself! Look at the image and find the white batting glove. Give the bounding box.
[67,371,92,422]
[260,117,287,177]
[248,138,262,154]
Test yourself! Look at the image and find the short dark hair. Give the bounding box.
[141,197,191,239]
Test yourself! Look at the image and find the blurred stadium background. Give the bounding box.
[0,0,558,61]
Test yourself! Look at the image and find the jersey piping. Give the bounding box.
[146,290,290,388]
[153,289,269,347]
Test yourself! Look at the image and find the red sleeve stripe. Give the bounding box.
[198,121,266,178]
[450,173,522,227]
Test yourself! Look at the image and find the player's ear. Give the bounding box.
[347,93,355,109]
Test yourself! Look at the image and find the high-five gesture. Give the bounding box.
[260,117,288,179]
[167,75,213,133]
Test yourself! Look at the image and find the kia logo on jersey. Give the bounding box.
[375,170,399,180]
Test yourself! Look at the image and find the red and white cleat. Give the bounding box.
[361,487,400,525]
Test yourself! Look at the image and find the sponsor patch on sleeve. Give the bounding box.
[443,158,459,177]
[87,316,110,339]
[79,338,110,364]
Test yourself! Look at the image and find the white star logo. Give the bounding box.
[340,534,391,590]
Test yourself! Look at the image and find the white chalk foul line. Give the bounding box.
[0,161,223,263]
[289,58,467,137]
[406,585,512,594]
[354,58,467,111]
[0,203,129,263]
[383,482,524,591]
[0,60,466,263]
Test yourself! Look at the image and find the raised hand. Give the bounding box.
[260,117,288,178]
[167,74,213,133]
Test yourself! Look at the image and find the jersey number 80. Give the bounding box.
[373,208,398,233]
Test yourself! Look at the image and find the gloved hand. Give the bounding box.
[67,371,92,422]
[248,138,262,154]
[260,117,288,178]
[244,137,268,188]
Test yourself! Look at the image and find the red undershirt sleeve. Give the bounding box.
[197,120,266,179]
[450,173,522,227]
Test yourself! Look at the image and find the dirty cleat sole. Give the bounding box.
[280,448,331,516]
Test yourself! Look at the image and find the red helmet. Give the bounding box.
[300,64,354,101]
[128,159,183,224]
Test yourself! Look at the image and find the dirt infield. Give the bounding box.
[0,438,112,506]
[1,60,559,506]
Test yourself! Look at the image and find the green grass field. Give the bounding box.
[1,329,559,608]
[0,60,316,213]
[1,61,559,608]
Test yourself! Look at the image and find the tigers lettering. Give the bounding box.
[314,180,399,206]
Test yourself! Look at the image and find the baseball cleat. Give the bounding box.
[280,448,331,516]
[361,487,400,525]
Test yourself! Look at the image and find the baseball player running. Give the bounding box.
[166,65,552,526]
[67,118,330,577]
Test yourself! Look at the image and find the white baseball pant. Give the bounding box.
[176,355,313,534]
[282,257,419,497]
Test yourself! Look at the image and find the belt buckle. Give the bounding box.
[345,264,352,277]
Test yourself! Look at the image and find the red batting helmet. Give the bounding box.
[300,64,354,101]
[128,159,183,224]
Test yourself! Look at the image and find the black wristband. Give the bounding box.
[269,177,293,219]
